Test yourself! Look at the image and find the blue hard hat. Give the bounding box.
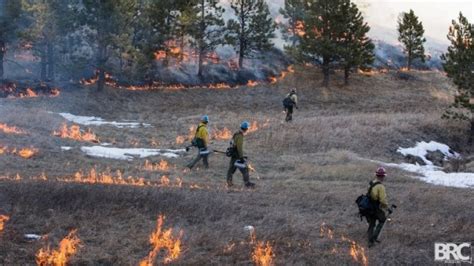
[202,115,209,123]
[241,121,250,130]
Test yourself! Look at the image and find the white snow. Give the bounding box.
[58,113,151,128]
[24,234,42,240]
[80,146,185,160]
[397,141,459,165]
[61,146,72,151]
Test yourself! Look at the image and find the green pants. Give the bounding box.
[227,158,249,183]
[366,209,386,243]
[187,150,209,169]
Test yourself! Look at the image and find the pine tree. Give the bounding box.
[300,0,347,87]
[441,13,474,142]
[397,9,426,70]
[339,0,374,85]
[226,0,276,69]
[80,0,136,91]
[188,0,225,77]
[0,0,21,80]
[279,0,305,58]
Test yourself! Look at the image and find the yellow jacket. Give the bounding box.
[195,122,208,147]
[370,181,388,209]
[287,93,298,105]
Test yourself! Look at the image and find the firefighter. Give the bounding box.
[187,115,210,169]
[367,167,392,247]
[283,88,298,122]
[226,121,255,188]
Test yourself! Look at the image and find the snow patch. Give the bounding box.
[58,113,151,128]
[80,146,184,160]
[397,141,459,165]
[61,146,72,151]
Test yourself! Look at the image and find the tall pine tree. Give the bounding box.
[0,0,21,80]
[397,9,426,70]
[441,13,474,142]
[189,0,225,77]
[339,0,374,85]
[300,0,347,87]
[279,0,305,55]
[226,0,275,69]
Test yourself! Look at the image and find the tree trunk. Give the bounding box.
[40,47,47,81]
[322,57,330,87]
[197,0,205,78]
[469,116,474,145]
[238,3,245,69]
[407,50,412,71]
[0,40,5,80]
[344,67,350,86]
[47,41,54,81]
[97,43,106,91]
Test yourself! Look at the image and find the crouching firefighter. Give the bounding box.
[283,88,298,122]
[187,115,210,169]
[366,167,393,247]
[226,121,255,188]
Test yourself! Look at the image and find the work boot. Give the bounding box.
[226,180,233,187]
[368,240,375,248]
[245,182,255,188]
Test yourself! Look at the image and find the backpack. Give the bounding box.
[225,133,239,157]
[355,181,381,220]
[282,96,294,108]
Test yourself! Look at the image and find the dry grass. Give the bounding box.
[0,67,473,265]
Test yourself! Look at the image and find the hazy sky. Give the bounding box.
[361,0,473,43]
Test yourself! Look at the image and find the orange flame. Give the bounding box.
[20,88,38,98]
[0,123,27,134]
[143,160,170,171]
[319,222,334,239]
[36,229,81,266]
[212,127,232,140]
[295,20,306,37]
[154,50,166,60]
[252,241,275,266]
[176,126,195,144]
[247,121,259,133]
[0,215,9,232]
[18,148,39,159]
[139,215,183,266]
[247,80,258,87]
[53,124,99,143]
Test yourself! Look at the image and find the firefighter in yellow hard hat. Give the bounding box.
[187,115,210,169]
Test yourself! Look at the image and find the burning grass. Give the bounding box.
[0,215,9,233]
[139,215,183,265]
[0,146,38,159]
[36,229,81,266]
[252,241,275,266]
[142,160,171,171]
[320,223,368,266]
[0,123,27,134]
[53,124,99,143]
[0,82,60,98]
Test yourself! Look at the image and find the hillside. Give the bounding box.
[0,67,473,265]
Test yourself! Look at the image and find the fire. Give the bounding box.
[252,241,275,266]
[160,175,170,186]
[154,50,166,60]
[36,229,81,266]
[21,88,38,98]
[18,148,39,159]
[320,222,334,239]
[247,80,258,87]
[68,168,149,187]
[139,215,183,266]
[295,20,306,37]
[176,126,195,144]
[212,127,232,140]
[247,121,259,133]
[53,124,99,143]
[0,123,27,134]
[143,160,170,171]
[269,77,277,84]
[0,215,9,232]
[320,223,368,266]
[400,67,409,72]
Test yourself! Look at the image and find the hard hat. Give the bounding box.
[375,167,386,177]
[202,115,209,123]
[241,121,250,130]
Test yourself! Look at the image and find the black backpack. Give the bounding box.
[355,181,381,220]
[282,96,294,108]
[225,133,239,157]
[191,125,205,148]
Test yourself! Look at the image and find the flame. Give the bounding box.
[154,50,166,60]
[67,168,149,187]
[19,88,39,98]
[36,229,81,266]
[247,121,259,133]
[295,20,306,37]
[247,80,258,87]
[0,123,27,134]
[400,67,409,72]
[212,127,232,140]
[139,215,183,266]
[18,148,38,159]
[319,223,334,239]
[143,160,170,171]
[160,175,170,186]
[269,77,277,84]
[176,126,195,144]
[252,241,274,266]
[53,124,99,143]
[0,215,9,232]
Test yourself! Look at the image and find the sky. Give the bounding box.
[361,0,473,44]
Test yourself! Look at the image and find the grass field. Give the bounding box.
[0,66,473,265]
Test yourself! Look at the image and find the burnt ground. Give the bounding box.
[0,67,473,265]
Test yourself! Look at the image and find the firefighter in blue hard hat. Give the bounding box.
[226,121,255,188]
[187,115,210,169]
